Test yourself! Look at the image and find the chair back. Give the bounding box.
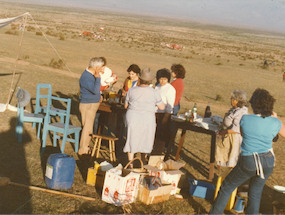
[35,84,52,113]
[45,96,71,129]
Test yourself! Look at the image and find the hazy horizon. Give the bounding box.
[1,0,285,34]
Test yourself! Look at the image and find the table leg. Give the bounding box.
[209,134,216,181]
[175,129,186,160]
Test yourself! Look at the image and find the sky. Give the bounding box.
[2,0,285,34]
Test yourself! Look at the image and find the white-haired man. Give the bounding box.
[78,57,104,155]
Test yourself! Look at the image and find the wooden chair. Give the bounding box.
[16,87,44,143]
[42,96,81,153]
[91,134,118,162]
[33,84,65,128]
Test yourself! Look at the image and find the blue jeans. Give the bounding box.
[210,151,274,214]
[172,104,180,116]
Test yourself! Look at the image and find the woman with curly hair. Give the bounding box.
[170,64,185,115]
[210,88,285,214]
[122,64,141,96]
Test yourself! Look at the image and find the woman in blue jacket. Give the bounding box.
[210,88,285,214]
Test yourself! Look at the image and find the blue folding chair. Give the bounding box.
[33,84,65,128]
[42,96,81,153]
[16,87,44,143]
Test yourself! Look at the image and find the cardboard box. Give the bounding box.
[138,184,172,205]
[144,156,185,195]
[189,178,216,200]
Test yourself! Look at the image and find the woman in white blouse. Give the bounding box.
[153,68,176,154]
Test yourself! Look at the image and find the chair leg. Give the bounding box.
[112,140,116,162]
[91,137,99,157]
[33,108,39,129]
[18,122,23,143]
[109,140,113,162]
[42,126,48,150]
[15,120,19,138]
[36,123,41,139]
[96,138,102,158]
[60,134,67,153]
[16,121,23,143]
[75,131,79,153]
[53,132,57,147]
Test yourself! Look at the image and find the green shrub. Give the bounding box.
[5,30,18,35]
[23,55,30,60]
[27,26,35,31]
[49,58,64,69]
[59,34,65,40]
[36,31,43,36]
[215,94,222,101]
[10,23,18,30]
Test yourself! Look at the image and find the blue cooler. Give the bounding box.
[189,178,216,200]
[45,153,75,190]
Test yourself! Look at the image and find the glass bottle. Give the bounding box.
[204,103,212,118]
[192,103,197,120]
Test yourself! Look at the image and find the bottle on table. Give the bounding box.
[185,111,190,121]
[192,103,197,120]
[204,103,212,118]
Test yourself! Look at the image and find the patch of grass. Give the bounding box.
[27,25,36,32]
[23,55,30,60]
[215,94,223,101]
[49,58,64,69]
[36,31,43,36]
[59,34,65,40]
[5,30,19,35]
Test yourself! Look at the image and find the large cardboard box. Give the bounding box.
[138,184,172,205]
[144,156,184,195]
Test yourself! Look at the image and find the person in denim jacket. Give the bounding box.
[210,88,285,214]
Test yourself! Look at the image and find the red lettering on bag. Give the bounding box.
[104,187,109,196]
[125,178,136,192]
[172,182,176,189]
[114,191,119,200]
[150,171,160,177]
[125,192,132,201]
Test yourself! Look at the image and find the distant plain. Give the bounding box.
[0,1,285,214]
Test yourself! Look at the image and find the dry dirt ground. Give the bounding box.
[0,1,285,214]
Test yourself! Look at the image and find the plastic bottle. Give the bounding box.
[192,103,197,120]
[204,103,212,118]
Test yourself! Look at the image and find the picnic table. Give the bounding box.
[170,116,220,181]
[97,101,126,137]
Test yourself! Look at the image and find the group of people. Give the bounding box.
[78,57,285,214]
[213,89,285,214]
[78,57,186,159]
